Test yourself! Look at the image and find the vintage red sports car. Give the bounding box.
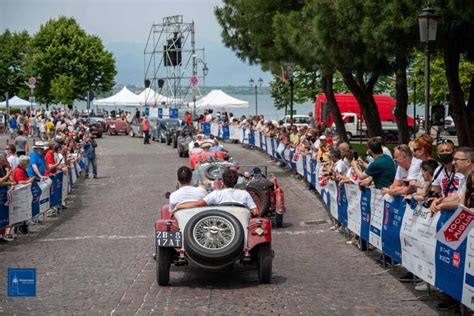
[106,118,130,135]
[189,151,226,170]
[155,203,273,285]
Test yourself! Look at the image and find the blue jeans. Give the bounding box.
[85,157,97,177]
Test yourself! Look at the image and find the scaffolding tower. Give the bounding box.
[144,15,206,108]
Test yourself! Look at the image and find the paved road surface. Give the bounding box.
[0,134,443,315]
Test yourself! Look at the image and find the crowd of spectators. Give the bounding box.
[0,108,100,241]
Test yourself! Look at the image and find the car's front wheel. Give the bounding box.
[156,247,171,286]
[172,136,177,148]
[184,210,244,268]
[275,213,283,228]
[257,243,272,283]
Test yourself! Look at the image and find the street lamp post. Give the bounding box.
[418,7,439,136]
[249,78,263,115]
[192,54,208,118]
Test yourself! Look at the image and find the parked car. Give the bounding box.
[89,117,105,138]
[157,118,180,144]
[155,204,273,285]
[106,117,130,135]
[281,115,310,128]
[129,120,143,138]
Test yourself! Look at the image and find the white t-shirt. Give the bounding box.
[8,155,20,170]
[432,165,464,197]
[395,157,422,182]
[169,185,207,210]
[383,146,393,158]
[334,159,349,176]
[203,188,257,209]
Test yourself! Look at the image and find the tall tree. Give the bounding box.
[31,16,116,106]
[0,30,31,100]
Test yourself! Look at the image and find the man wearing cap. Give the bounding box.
[27,141,48,180]
[83,133,98,179]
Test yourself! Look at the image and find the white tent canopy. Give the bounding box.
[137,88,181,106]
[192,90,249,109]
[93,86,141,107]
[0,95,35,108]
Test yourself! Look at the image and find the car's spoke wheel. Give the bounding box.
[184,210,244,268]
[193,216,235,249]
[156,247,171,286]
[257,243,272,283]
[173,137,177,148]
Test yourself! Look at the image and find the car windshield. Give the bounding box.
[90,118,103,123]
[163,120,180,127]
[293,117,309,124]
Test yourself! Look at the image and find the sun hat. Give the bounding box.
[33,141,48,149]
[319,135,327,140]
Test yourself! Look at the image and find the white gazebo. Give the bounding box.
[0,95,35,108]
[192,90,249,109]
[138,88,185,106]
[93,86,141,107]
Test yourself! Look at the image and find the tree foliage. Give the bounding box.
[31,16,116,105]
[0,30,31,100]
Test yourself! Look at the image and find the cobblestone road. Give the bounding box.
[0,134,444,315]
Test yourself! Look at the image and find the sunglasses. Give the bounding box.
[453,158,469,162]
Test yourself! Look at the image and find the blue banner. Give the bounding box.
[222,125,230,140]
[0,187,9,228]
[248,130,255,145]
[50,173,63,207]
[202,122,211,135]
[337,184,348,227]
[381,195,406,263]
[169,108,178,118]
[310,159,317,188]
[435,209,466,301]
[30,183,42,217]
[360,188,371,242]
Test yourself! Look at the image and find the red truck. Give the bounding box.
[314,93,416,140]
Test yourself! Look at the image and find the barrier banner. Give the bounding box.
[436,205,474,250]
[260,133,266,151]
[310,159,317,188]
[435,209,467,302]
[345,184,362,236]
[326,181,339,220]
[296,154,305,176]
[266,136,272,156]
[369,190,384,250]
[217,124,223,138]
[337,184,348,227]
[9,185,32,225]
[229,126,241,141]
[62,172,69,204]
[400,200,439,286]
[360,188,372,242]
[462,230,474,308]
[31,179,52,216]
[255,131,261,148]
[276,142,285,158]
[0,187,10,227]
[71,165,77,185]
[381,195,406,263]
[50,172,63,208]
[202,122,211,135]
[248,130,255,145]
[302,156,308,181]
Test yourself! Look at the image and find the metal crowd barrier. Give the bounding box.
[0,162,82,230]
[201,122,473,310]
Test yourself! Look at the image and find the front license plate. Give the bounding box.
[156,231,182,248]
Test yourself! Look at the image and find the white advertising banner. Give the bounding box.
[400,203,440,285]
[345,184,362,236]
[38,179,52,214]
[369,190,384,250]
[9,184,33,225]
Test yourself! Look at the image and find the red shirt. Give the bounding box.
[45,150,57,175]
[13,166,29,183]
[185,114,192,125]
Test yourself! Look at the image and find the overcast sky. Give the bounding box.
[0,0,272,86]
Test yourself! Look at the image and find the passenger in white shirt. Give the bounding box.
[173,168,259,216]
[189,142,204,155]
[381,144,421,196]
[169,166,207,210]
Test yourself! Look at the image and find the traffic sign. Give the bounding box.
[191,75,199,87]
[28,77,36,86]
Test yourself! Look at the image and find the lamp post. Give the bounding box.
[286,64,295,126]
[192,54,208,117]
[418,7,439,136]
[249,78,263,115]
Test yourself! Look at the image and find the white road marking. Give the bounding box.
[38,229,327,242]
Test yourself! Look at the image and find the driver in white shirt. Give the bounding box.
[173,168,259,216]
[169,166,207,210]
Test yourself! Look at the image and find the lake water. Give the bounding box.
[75,93,427,121]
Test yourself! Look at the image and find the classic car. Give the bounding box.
[89,117,105,138]
[157,118,181,144]
[155,204,273,285]
[107,117,130,135]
